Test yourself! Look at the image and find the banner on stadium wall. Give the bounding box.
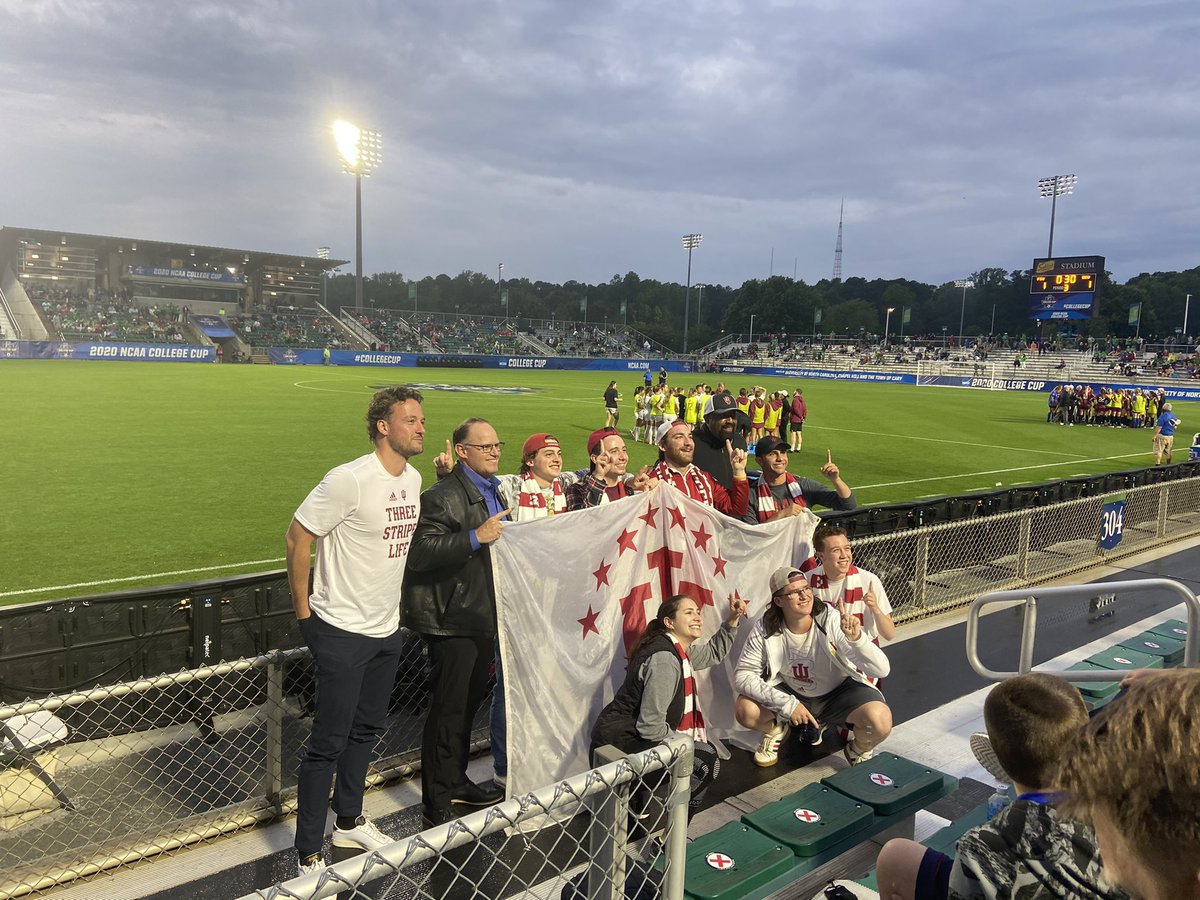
[128,265,245,285]
[718,364,913,384]
[191,315,237,338]
[0,340,215,362]
[266,348,695,372]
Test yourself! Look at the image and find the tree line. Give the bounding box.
[320,264,1200,352]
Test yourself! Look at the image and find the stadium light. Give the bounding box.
[332,120,382,314]
[749,313,756,346]
[317,246,331,309]
[681,233,702,352]
[884,306,895,348]
[695,284,706,327]
[1037,173,1076,258]
[954,280,974,343]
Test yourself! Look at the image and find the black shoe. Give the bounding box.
[421,806,457,828]
[450,780,504,806]
[797,723,823,745]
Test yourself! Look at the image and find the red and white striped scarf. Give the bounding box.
[807,563,865,617]
[513,474,565,521]
[670,635,707,742]
[755,474,808,523]
[649,461,715,507]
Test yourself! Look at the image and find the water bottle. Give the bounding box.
[987,784,1010,820]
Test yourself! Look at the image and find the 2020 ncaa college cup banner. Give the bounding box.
[491,484,816,799]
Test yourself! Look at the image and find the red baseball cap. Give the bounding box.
[522,433,561,457]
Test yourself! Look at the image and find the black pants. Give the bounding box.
[420,634,493,813]
[294,614,403,856]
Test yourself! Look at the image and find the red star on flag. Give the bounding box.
[616,528,639,556]
[639,504,659,528]
[592,559,611,590]
[690,522,712,551]
[711,553,727,577]
[667,506,687,532]
[577,605,601,639]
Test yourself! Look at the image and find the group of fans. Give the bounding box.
[283,383,1198,900]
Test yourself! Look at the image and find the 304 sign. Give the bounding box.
[1099,499,1126,550]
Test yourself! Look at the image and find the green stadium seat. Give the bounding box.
[924,801,991,858]
[1147,619,1190,644]
[741,784,874,856]
[674,822,795,900]
[1066,661,1121,706]
[1084,646,1162,672]
[1118,632,1185,666]
[821,754,946,816]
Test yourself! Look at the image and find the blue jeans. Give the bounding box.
[490,637,506,778]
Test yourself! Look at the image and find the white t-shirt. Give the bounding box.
[294,452,422,637]
[809,565,892,642]
[779,624,846,697]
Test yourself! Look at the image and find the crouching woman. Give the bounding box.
[591,593,747,758]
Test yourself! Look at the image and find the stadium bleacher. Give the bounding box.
[229,309,349,349]
[27,286,189,343]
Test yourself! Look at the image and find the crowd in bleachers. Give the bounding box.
[230,310,346,349]
[534,323,642,357]
[28,286,187,343]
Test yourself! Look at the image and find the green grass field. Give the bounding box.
[2,360,1194,604]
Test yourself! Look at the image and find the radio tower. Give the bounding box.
[831,198,844,281]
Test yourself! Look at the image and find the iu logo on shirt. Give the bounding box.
[791,663,811,682]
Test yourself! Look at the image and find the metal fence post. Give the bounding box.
[1157,484,1170,538]
[262,651,285,816]
[1017,516,1032,579]
[661,734,693,900]
[586,745,628,900]
[913,532,930,609]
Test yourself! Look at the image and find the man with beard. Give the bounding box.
[690,390,749,492]
[650,419,749,517]
[743,438,857,524]
[287,387,425,875]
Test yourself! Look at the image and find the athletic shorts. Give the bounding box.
[1153,434,1174,453]
[606,407,618,414]
[790,422,803,431]
[780,678,885,727]
[916,848,953,899]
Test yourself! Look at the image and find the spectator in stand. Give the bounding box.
[649,419,749,518]
[789,388,808,451]
[743,440,856,524]
[566,428,639,510]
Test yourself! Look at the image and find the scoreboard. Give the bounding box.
[1029,255,1103,320]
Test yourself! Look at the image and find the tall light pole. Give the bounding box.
[1038,174,1077,257]
[498,262,504,309]
[333,120,382,315]
[695,284,706,328]
[1184,293,1191,338]
[316,246,330,310]
[884,306,895,348]
[681,233,702,352]
[749,314,756,346]
[954,279,974,343]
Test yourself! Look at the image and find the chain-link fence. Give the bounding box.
[855,475,1200,623]
[242,736,692,900]
[1,476,1197,897]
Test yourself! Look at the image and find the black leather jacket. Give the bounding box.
[402,466,498,638]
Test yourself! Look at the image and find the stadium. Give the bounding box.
[1,208,1198,900]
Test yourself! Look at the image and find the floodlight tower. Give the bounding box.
[954,280,974,343]
[681,233,702,352]
[316,246,331,309]
[1038,174,1076,257]
[884,306,895,348]
[333,120,382,313]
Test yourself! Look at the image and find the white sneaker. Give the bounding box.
[970,732,1010,782]
[298,853,326,876]
[331,815,393,851]
[753,722,790,767]
[493,773,507,789]
[844,742,874,766]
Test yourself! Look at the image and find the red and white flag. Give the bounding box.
[492,483,816,797]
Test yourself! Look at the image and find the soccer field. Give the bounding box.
[2,360,1190,604]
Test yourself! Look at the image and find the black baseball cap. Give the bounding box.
[755,436,789,457]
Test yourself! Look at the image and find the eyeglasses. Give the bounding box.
[461,442,505,453]
[782,588,813,599]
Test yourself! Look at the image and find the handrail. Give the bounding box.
[0,285,23,339]
[965,578,1199,681]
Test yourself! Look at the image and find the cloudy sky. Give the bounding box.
[2,0,1196,288]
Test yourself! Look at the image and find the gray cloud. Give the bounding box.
[2,0,1196,288]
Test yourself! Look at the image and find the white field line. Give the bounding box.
[808,424,1089,458]
[0,558,286,600]
[857,452,1148,492]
